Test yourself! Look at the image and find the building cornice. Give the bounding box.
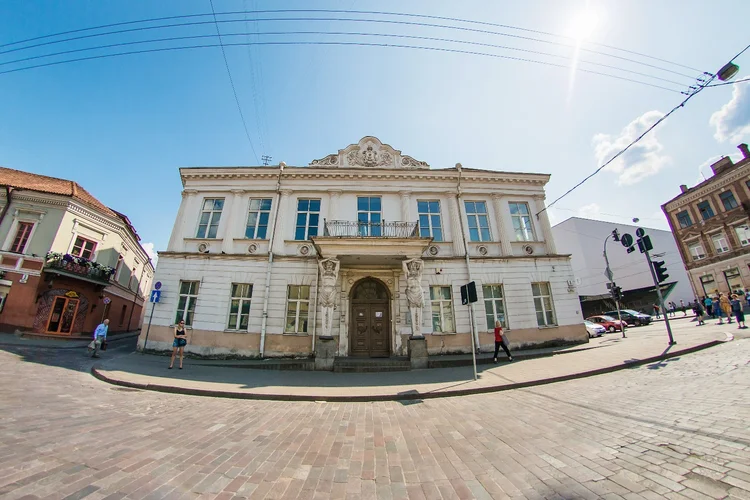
[663,163,750,211]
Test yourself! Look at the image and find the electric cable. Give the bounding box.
[208,0,259,164]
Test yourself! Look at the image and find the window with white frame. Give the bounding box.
[688,242,706,261]
[357,197,382,236]
[711,233,730,254]
[430,286,455,333]
[509,202,534,241]
[464,201,491,242]
[227,283,253,330]
[175,280,200,326]
[245,199,272,239]
[295,199,321,240]
[285,285,310,333]
[196,198,224,238]
[532,282,556,327]
[10,222,34,253]
[483,284,507,329]
[71,236,97,260]
[417,200,443,241]
[735,224,750,247]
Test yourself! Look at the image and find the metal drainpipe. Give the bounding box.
[259,162,285,358]
[126,263,148,331]
[455,164,480,351]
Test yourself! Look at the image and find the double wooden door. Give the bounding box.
[350,301,390,357]
[46,296,79,334]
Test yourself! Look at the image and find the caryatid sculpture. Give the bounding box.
[318,258,340,339]
[403,258,425,338]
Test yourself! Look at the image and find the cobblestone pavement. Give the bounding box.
[1,336,749,499]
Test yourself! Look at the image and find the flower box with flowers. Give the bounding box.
[45,252,116,282]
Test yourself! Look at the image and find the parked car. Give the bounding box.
[586,315,627,333]
[602,309,652,326]
[584,320,606,338]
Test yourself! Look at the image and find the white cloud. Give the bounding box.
[578,202,601,219]
[710,80,750,143]
[142,242,158,267]
[592,110,670,186]
[695,151,743,184]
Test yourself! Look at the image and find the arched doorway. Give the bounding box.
[350,278,390,357]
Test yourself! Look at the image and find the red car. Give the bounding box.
[586,315,627,333]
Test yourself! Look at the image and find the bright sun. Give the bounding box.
[569,9,599,41]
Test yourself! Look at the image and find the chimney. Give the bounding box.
[679,184,688,193]
[710,156,734,176]
[739,143,750,159]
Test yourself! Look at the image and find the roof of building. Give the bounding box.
[0,166,116,217]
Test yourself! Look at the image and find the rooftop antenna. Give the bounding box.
[261,155,272,166]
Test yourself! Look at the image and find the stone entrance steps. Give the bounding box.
[332,356,411,373]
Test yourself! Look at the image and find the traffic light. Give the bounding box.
[611,229,620,242]
[651,260,669,283]
[610,286,623,302]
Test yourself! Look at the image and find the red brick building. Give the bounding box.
[0,167,153,335]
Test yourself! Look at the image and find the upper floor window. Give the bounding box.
[196,198,224,238]
[688,243,706,261]
[295,199,320,241]
[71,236,97,260]
[245,198,272,239]
[735,224,750,247]
[10,222,33,254]
[712,233,730,254]
[509,202,534,241]
[532,282,556,327]
[697,200,714,220]
[417,201,443,241]
[676,210,692,229]
[719,190,739,211]
[357,197,382,236]
[464,201,491,242]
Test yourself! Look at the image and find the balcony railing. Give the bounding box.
[322,220,421,238]
[45,257,113,284]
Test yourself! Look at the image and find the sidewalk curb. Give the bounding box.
[90,339,727,402]
[0,332,140,350]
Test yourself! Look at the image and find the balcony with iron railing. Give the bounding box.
[312,220,431,261]
[44,253,114,286]
[322,220,420,238]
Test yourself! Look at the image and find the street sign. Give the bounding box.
[621,233,634,248]
[604,267,614,281]
[150,290,161,303]
[460,281,478,305]
[154,281,162,290]
[103,297,111,305]
[635,227,646,238]
[637,235,653,253]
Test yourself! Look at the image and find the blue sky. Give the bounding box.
[1,0,749,264]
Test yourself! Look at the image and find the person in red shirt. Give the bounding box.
[493,320,513,363]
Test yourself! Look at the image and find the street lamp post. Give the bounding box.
[603,231,626,338]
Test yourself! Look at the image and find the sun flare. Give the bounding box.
[569,9,599,41]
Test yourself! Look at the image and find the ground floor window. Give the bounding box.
[700,275,716,296]
[228,283,253,330]
[532,282,556,326]
[483,284,507,329]
[176,281,200,326]
[430,286,455,333]
[285,285,310,333]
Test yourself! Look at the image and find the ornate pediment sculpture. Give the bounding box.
[309,136,429,170]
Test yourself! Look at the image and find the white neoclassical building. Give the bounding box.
[140,137,586,363]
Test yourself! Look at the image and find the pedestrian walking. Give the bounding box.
[168,320,188,369]
[653,304,661,319]
[692,302,705,326]
[704,296,714,319]
[713,296,722,323]
[88,319,109,358]
[668,301,677,317]
[720,293,733,324]
[680,299,686,316]
[492,320,513,363]
[731,294,746,329]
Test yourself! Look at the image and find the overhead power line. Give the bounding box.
[0,39,685,93]
[0,30,691,89]
[208,0,259,164]
[706,76,750,87]
[0,14,700,80]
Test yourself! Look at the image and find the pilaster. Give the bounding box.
[448,196,465,256]
[272,190,293,254]
[491,194,513,256]
[533,195,557,254]
[400,191,412,222]
[170,189,198,252]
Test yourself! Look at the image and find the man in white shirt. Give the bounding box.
[89,319,109,358]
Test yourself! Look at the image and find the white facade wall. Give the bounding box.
[146,137,586,358]
[551,217,694,303]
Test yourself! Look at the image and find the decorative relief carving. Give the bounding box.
[401,155,429,168]
[310,154,339,166]
[403,258,425,339]
[318,258,340,338]
[308,137,428,170]
[347,145,393,167]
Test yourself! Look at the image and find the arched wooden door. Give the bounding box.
[350,278,390,357]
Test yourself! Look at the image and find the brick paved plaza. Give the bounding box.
[1,331,749,499]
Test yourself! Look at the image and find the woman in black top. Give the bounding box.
[169,320,188,369]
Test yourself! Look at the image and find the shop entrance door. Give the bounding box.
[46,296,80,334]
